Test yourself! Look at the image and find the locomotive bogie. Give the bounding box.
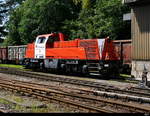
[24,58,44,69]
[24,57,120,76]
[44,59,58,69]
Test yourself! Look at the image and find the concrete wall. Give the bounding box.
[132,60,150,81]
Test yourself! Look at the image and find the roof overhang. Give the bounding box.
[122,0,138,4]
[123,0,150,5]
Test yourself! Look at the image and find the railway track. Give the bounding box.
[0,67,150,104]
[0,109,9,113]
[0,75,150,105]
[0,77,149,113]
[0,78,114,113]
[129,87,150,93]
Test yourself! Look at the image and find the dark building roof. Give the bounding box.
[123,0,138,4]
[123,0,150,5]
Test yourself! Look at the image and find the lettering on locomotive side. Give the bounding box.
[36,45,45,48]
[66,60,79,64]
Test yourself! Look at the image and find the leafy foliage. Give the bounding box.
[73,0,95,9]
[0,1,7,41]
[4,0,131,45]
[5,0,78,45]
[95,0,130,39]
[5,0,25,9]
[65,0,130,40]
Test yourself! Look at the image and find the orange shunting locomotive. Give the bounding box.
[24,32,120,76]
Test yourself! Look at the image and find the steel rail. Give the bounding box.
[0,76,150,105]
[0,109,9,113]
[0,67,150,99]
[0,78,149,113]
[129,87,150,93]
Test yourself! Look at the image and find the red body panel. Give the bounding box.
[79,39,100,60]
[102,39,119,61]
[113,40,132,65]
[53,40,78,48]
[122,43,131,64]
[46,39,100,60]
[0,47,8,60]
[25,43,34,58]
[46,47,86,59]
[25,33,119,61]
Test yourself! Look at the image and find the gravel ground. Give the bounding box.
[0,72,148,113]
[0,102,12,112]
[0,89,80,113]
[0,72,137,89]
[95,79,137,89]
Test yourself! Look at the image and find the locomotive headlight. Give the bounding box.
[98,66,102,70]
[104,64,109,67]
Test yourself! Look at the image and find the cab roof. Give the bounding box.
[123,0,150,5]
[37,33,54,38]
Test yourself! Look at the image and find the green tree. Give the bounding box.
[4,0,26,17]
[1,0,25,45]
[95,0,130,39]
[65,0,130,40]
[0,1,7,41]
[5,0,130,45]
[5,0,25,8]
[73,0,95,9]
[6,0,78,45]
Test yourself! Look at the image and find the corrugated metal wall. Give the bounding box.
[132,4,150,60]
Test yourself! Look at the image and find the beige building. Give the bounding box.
[123,0,150,81]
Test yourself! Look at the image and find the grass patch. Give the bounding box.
[110,79,138,84]
[0,64,24,69]
[0,90,72,113]
[0,64,33,72]
[0,98,11,104]
[13,105,24,111]
[120,74,132,78]
[13,96,24,103]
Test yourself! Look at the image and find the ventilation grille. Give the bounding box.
[79,40,98,59]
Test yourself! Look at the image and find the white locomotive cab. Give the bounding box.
[97,39,105,59]
[35,36,48,59]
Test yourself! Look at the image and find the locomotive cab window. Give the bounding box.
[46,36,59,48]
[47,36,59,43]
[37,37,46,44]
